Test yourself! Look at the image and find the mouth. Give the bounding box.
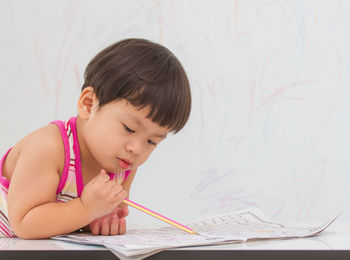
[118,158,131,169]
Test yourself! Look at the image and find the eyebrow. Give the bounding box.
[126,113,167,139]
[154,133,167,139]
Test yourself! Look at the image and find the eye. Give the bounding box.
[147,139,157,146]
[123,124,135,133]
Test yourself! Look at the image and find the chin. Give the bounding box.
[99,164,117,173]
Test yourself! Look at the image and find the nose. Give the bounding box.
[126,140,142,155]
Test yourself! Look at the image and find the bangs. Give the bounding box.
[102,71,190,133]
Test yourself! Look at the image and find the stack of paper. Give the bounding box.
[53,208,337,260]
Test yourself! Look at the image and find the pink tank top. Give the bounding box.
[0,116,130,237]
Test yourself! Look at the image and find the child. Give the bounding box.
[0,38,191,239]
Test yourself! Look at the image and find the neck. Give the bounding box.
[76,117,102,179]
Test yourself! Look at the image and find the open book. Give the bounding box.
[53,208,337,260]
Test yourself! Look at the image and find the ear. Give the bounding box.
[78,86,98,120]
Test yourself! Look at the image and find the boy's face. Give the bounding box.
[80,93,170,174]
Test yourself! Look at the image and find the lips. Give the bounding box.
[118,158,131,169]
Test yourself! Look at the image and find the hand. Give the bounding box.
[80,169,127,219]
[90,206,129,236]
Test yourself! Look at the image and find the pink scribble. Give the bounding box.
[208,76,226,104]
[248,48,318,115]
[238,32,253,51]
[257,0,295,26]
[255,79,317,110]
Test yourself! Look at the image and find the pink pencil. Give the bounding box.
[123,199,198,235]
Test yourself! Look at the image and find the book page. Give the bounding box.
[53,208,337,259]
[190,209,338,241]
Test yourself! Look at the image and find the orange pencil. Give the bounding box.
[123,199,198,235]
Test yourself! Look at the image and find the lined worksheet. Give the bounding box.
[53,208,337,259]
[190,210,336,240]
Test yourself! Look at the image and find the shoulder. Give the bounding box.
[17,123,66,175]
[22,123,64,151]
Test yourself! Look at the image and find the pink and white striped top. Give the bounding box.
[0,117,130,237]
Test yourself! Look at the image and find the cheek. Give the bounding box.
[90,126,122,152]
[104,134,125,152]
[138,147,155,164]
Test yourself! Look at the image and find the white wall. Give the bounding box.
[1,0,349,228]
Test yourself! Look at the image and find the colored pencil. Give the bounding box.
[123,199,198,235]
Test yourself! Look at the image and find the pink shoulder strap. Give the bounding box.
[68,117,84,197]
[50,120,70,195]
[124,170,131,180]
[0,148,12,188]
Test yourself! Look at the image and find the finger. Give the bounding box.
[90,220,100,236]
[100,216,110,236]
[106,181,119,189]
[110,214,119,235]
[110,207,119,216]
[113,190,127,204]
[118,217,126,235]
[118,206,129,218]
[110,184,123,196]
[95,169,110,183]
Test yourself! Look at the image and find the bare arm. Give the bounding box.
[7,126,126,239]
